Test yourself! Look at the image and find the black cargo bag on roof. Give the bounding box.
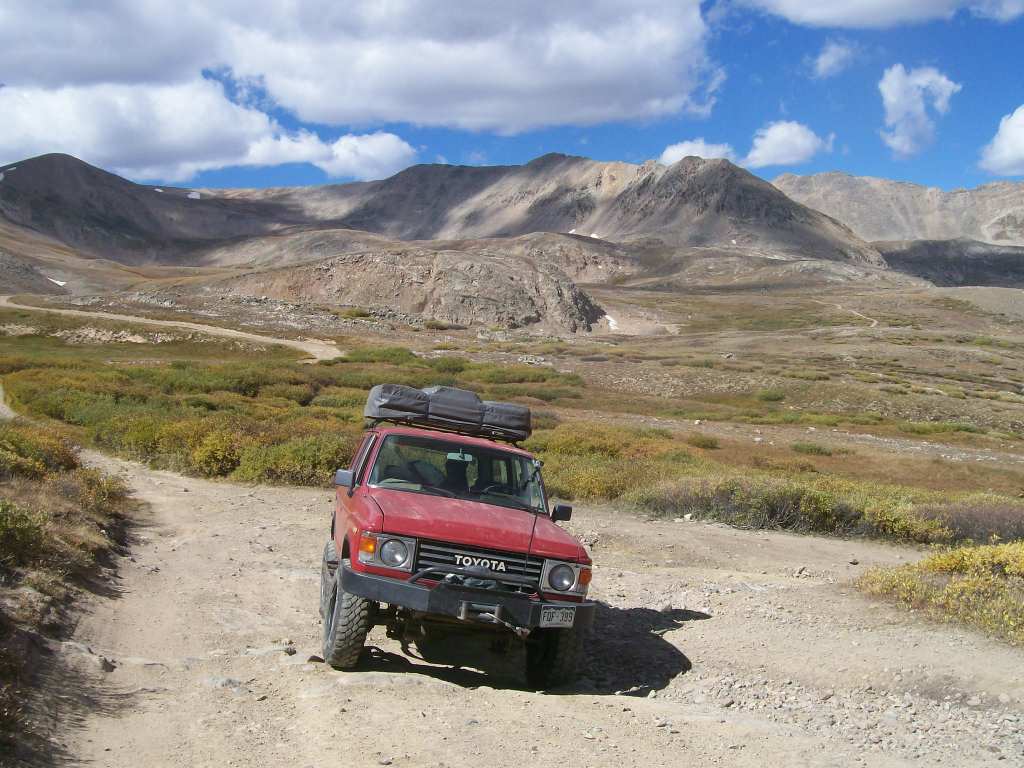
[481,401,531,441]
[364,383,429,422]
[422,385,484,431]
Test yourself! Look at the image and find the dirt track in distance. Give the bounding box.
[0,295,341,361]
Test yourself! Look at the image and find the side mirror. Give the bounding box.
[334,469,354,488]
[551,503,572,522]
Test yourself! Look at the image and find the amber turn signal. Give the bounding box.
[359,533,377,556]
[578,567,593,586]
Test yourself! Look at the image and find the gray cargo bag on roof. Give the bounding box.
[422,385,483,431]
[481,401,531,441]
[364,383,532,441]
[364,383,429,421]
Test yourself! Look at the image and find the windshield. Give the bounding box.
[367,434,546,514]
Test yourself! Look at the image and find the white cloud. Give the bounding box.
[738,0,1024,27]
[316,134,417,180]
[0,79,415,182]
[0,1,717,134]
[980,104,1024,176]
[810,40,857,78]
[743,121,834,167]
[878,64,961,158]
[659,139,737,164]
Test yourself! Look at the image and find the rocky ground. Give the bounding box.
[13,449,1023,768]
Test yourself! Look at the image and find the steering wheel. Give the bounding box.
[478,484,512,495]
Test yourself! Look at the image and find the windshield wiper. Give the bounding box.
[481,495,540,514]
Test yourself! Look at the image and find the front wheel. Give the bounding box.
[321,550,373,669]
[525,627,582,689]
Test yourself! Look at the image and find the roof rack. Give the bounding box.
[365,416,524,445]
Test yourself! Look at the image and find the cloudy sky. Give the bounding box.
[1,1,1022,188]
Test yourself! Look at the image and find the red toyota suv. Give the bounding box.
[318,385,594,688]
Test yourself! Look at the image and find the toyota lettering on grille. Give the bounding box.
[453,554,508,572]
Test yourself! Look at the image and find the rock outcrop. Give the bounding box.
[206,247,604,332]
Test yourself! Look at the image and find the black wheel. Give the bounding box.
[410,626,454,664]
[525,627,582,689]
[321,548,373,670]
[319,541,339,620]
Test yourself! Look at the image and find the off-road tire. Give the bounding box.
[321,550,372,670]
[319,541,339,620]
[525,627,582,689]
[410,627,454,664]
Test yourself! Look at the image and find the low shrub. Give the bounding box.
[234,432,360,486]
[685,433,720,450]
[191,431,243,476]
[859,543,1024,644]
[899,421,983,436]
[424,319,466,331]
[259,383,315,405]
[757,389,786,402]
[340,347,419,365]
[336,307,371,319]
[792,442,832,456]
[626,476,863,535]
[0,500,46,567]
[913,498,1024,544]
[785,370,830,381]
[429,357,469,374]
[0,423,78,478]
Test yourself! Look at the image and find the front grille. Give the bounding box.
[414,539,543,593]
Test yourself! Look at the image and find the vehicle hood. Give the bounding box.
[369,488,537,551]
[530,515,588,563]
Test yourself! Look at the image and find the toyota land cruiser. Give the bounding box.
[319,384,594,688]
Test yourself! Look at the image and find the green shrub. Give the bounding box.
[685,433,720,450]
[785,370,830,381]
[627,476,862,535]
[337,307,371,319]
[0,423,79,480]
[756,389,786,402]
[310,387,367,409]
[191,431,243,476]
[792,442,832,456]
[70,468,129,516]
[0,500,46,567]
[234,433,359,486]
[424,319,466,331]
[859,542,1024,644]
[899,421,983,436]
[429,357,469,374]
[259,383,315,405]
[341,347,420,365]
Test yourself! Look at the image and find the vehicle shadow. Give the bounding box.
[356,601,706,694]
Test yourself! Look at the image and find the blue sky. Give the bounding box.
[2,1,1022,190]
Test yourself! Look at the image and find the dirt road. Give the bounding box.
[0,295,341,361]
[20,449,1021,767]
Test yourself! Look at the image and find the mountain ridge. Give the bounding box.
[774,171,1024,246]
[0,152,883,268]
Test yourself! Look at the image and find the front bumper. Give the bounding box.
[341,563,596,631]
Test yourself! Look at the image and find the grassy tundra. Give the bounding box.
[2,303,1023,645]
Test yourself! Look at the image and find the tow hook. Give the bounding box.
[478,612,531,640]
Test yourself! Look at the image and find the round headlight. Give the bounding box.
[548,564,576,591]
[379,539,409,567]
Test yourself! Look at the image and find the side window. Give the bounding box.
[351,434,377,485]
[492,458,509,486]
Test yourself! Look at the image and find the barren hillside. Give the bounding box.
[226,154,883,264]
[775,172,1024,246]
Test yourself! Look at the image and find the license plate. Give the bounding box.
[540,605,576,628]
